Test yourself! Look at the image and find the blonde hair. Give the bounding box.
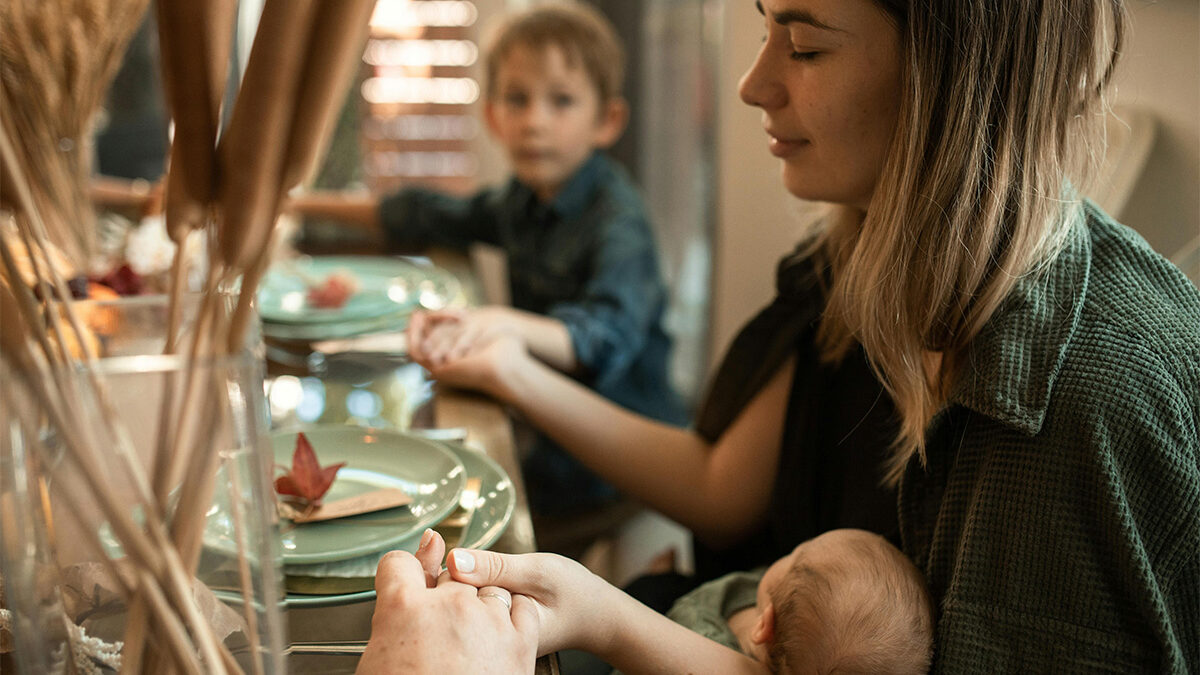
[768,530,933,674]
[811,1,1126,482]
[482,2,625,105]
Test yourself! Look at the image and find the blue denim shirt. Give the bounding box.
[379,153,687,510]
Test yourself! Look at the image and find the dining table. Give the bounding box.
[262,250,558,674]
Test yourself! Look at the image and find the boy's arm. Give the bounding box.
[446,548,766,675]
[286,190,381,231]
[480,307,577,373]
[546,214,665,387]
[513,310,575,372]
[286,187,501,250]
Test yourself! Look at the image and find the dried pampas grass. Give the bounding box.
[0,0,152,266]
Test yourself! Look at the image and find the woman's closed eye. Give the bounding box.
[790,50,820,61]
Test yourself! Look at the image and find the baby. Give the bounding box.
[668,529,933,674]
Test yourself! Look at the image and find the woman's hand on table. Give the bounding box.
[446,547,623,657]
[357,531,539,674]
[409,322,533,402]
[408,306,577,376]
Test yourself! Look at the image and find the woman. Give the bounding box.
[360,0,1200,672]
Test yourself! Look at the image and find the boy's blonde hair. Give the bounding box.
[768,530,933,674]
[482,2,625,105]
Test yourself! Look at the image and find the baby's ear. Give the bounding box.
[593,97,628,148]
[751,601,776,647]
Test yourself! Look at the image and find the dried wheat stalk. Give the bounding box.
[2,0,377,671]
[0,0,152,267]
[1,123,234,674]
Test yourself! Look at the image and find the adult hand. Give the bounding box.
[412,528,446,587]
[445,548,621,657]
[416,329,533,402]
[406,308,466,366]
[356,545,539,674]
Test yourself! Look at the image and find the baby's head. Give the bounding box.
[481,3,628,201]
[752,529,933,674]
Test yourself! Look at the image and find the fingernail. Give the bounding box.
[417,528,434,551]
[452,549,475,573]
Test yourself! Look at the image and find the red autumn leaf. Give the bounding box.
[306,272,358,309]
[274,432,346,506]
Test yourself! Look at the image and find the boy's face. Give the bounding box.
[486,44,625,202]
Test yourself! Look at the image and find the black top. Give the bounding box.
[692,250,899,580]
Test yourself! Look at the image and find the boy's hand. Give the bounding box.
[446,548,620,657]
[408,307,522,366]
[407,311,533,401]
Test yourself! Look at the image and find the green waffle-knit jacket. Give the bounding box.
[899,201,1199,673]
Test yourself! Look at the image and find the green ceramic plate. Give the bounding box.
[270,426,465,565]
[257,256,460,325]
[281,438,516,606]
[261,311,409,342]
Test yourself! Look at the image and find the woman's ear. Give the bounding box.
[751,601,776,647]
[593,97,629,148]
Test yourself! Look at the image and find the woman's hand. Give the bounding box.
[445,547,766,675]
[445,547,621,657]
[408,318,534,401]
[407,307,521,367]
[357,538,539,674]
[408,306,577,376]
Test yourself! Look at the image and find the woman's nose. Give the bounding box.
[738,46,786,110]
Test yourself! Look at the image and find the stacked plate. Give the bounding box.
[257,256,462,342]
[268,426,515,608]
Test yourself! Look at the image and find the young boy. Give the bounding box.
[665,528,933,673]
[292,3,686,518]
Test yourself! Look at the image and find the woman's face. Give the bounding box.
[739,0,903,210]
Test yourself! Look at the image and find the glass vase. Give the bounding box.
[0,294,285,674]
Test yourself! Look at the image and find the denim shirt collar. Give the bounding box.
[508,151,605,222]
[947,203,1092,435]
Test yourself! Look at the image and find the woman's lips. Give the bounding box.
[768,135,809,157]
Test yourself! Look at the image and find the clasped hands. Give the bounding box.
[405,307,531,397]
[356,529,615,674]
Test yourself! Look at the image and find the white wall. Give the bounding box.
[711,2,801,366]
[1110,0,1200,262]
[710,0,1200,367]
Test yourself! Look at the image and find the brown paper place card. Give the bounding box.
[284,488,413,523]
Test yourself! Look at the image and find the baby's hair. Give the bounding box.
[481,2,625,104]
[768,530,933,674]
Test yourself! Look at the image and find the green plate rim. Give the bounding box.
[271,425,466,565]
[279,437,516,608]
[257,257,422,325]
